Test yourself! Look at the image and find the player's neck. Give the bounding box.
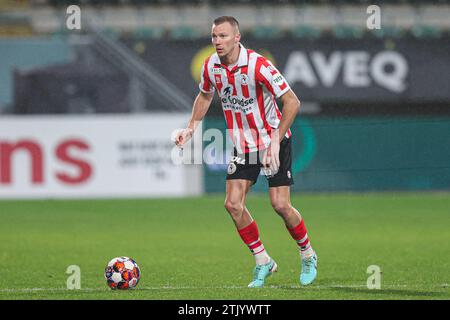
[221,44,240,67]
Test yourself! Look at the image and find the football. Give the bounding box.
[104,257,141,290]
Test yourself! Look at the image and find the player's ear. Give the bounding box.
[235,32,241,43]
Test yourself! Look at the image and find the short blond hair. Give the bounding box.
[213,16,240,31]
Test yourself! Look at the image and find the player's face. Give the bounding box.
[211,22,240,58]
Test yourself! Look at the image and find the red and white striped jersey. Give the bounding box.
[199,43,292,154]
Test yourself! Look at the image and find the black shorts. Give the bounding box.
[226,137,294,188]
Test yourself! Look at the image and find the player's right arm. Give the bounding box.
[175,90,214,147]
[175,57,215,147]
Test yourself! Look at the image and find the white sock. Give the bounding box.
[254,250,271,265]
[301,247,315,260]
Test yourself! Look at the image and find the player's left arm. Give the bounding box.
[255,57,300,142]
[276,89,301,143]
[256,57,300,171]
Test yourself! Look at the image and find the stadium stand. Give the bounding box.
[0,1,445,40]
[1,0,449,114]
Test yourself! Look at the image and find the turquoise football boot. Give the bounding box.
[247,258,278,288]
[300,252,318,286]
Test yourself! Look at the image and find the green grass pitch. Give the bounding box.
[0,192,449,300]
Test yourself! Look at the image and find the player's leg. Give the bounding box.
[269,186,315,259]
[269,185,301,228]
[266,137,317,285]
[269,186,318,286]
[224,179,254,229]
[225,179,277,288]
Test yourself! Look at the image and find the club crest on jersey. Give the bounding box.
[240,74,249,85]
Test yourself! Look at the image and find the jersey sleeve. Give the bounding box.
[255,57,290,98]
[199,58,215,94]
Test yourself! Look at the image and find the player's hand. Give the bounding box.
[262,137,280,175]
[173,128,193,148]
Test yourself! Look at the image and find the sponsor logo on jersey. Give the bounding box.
[221,85,255,108]
[221,96,255,107]
[272,73,285,86]
[222,85,232,97]
[211,67,222,74]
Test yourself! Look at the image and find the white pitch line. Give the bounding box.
[0,284,447,293]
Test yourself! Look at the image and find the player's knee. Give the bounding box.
[224,199,243,216]
[271,200,291,217]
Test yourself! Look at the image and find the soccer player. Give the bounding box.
[175,16,317,288]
